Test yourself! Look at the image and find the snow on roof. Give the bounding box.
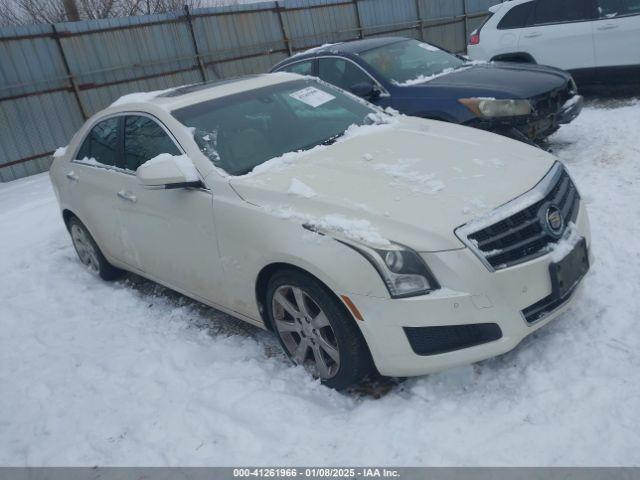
[106,72,301,111]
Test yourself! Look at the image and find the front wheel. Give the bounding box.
[266,269,374,390]
[69,217,124,281]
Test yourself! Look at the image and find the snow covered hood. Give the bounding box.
[229,117,555,251]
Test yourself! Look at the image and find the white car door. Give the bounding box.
[114,114,226,306]
[592,0,640,70]
[67,116,126,262]
[517,0,596,71]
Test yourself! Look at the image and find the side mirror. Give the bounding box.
[136,154,202,189]
[350,81,380,100]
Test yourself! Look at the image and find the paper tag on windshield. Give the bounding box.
[418,42,440,52]
[289,87,335,108]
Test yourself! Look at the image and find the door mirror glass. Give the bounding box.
[136,154,201,189]
[350,81,379,99]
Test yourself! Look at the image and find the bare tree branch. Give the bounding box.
[0,0,203,25]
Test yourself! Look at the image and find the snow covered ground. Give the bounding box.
[1,99,639,466]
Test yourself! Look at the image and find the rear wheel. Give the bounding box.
[266,269,373,390]
[68,217,123,281]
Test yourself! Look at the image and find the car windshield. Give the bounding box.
[359,39,466,86]
[172,79,378,176]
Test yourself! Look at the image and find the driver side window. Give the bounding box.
[123,115,180,171]
[318,58,371,92]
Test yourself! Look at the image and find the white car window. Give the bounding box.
[123,115,180,171]
[497,1,534,29]
[76,117,119,166]
[598,0,640,16]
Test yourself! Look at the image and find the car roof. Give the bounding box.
[273,36,410,68]
[105,72,302,113]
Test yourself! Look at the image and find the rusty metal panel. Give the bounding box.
[418,0,465,20]
[0,24,68,99]
[0,24,82,181]
[56,12,196,117]
[0,91,83,181]
[191,2,285,78]
[280,0,360,51]
[466,0,501,14]
[358,0,418,37]
[423,20,466,52]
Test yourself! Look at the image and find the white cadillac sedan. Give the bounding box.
[50,72,592,389]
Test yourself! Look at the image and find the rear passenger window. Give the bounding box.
[533,0,593,24]
[76,117,119,166]
[279,60,314,76]
[123,116,180,171]
[625,0,640,14]
[598,0,640,16]
[498,2,534,29]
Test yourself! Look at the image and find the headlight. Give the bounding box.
[342,241,439,298]
[459,98,532,117]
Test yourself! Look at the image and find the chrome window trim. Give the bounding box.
[278,55,390,98]
[455,161,564,272]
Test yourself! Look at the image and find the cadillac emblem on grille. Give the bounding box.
[541,203,564,238]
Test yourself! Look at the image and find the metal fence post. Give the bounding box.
[276,1,293,56]
[184,5,207,82]
[414,0,424,40]
[52,24,88,120]
[353,0,364,39]
[462,0,469,49]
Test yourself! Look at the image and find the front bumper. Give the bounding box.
[347,203,592,377]
[557,95,584,125]
[471,93,584,143]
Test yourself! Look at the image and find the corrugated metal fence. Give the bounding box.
[0,0,496,182]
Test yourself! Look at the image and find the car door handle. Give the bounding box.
[597,24,619,30]
[117,190,137,203]
[65,171,79,182]
[523,32,542,38]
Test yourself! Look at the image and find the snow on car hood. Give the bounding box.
[229,116,555,251]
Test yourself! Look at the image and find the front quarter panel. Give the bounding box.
[210,185,390,321]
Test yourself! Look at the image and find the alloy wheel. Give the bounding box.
[272,285,341,379]
[70,224,100,274]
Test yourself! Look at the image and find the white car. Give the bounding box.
[468,0,640,85]
[49,73,592,389]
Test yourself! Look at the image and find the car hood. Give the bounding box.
[229,116,555,251]
[404,62,571,99]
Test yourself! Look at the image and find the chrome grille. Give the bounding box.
[461,164,580,270]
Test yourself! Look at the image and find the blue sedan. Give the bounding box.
[270,37,583,145]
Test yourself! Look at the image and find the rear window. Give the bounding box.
[532,0,593,24]
[498,2,534,29]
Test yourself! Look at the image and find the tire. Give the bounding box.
[266,268,374,390]
[68,216,124,281]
